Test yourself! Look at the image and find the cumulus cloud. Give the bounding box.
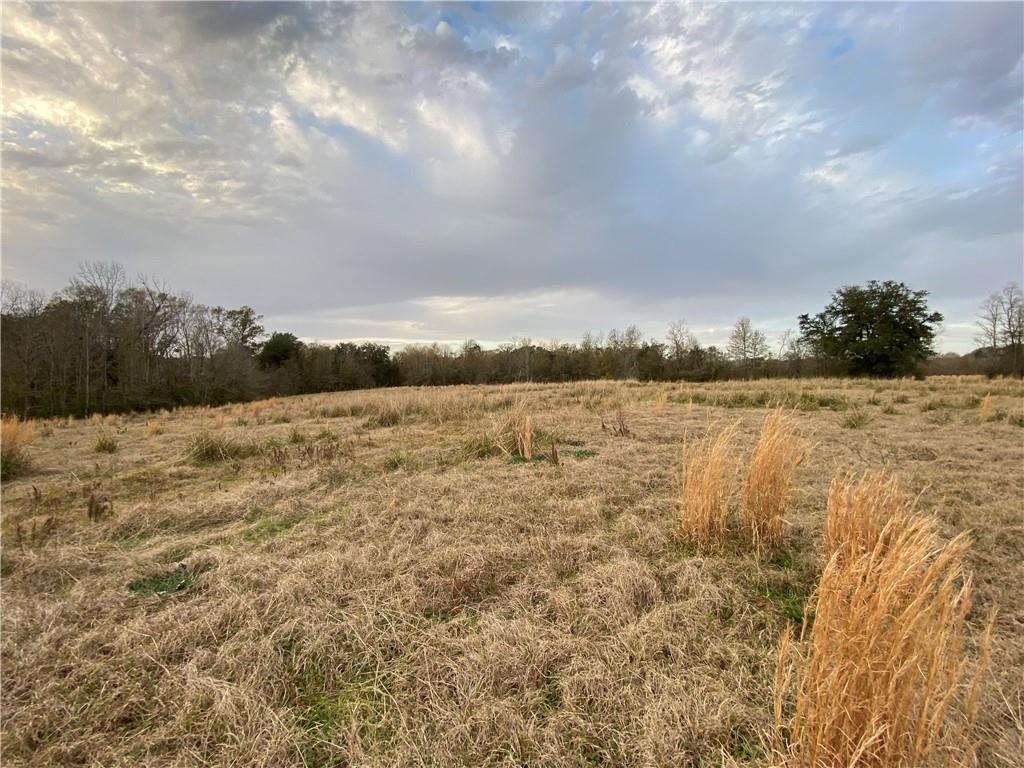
[2,1,1021,352]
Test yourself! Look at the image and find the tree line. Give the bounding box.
[2,264,1020,418]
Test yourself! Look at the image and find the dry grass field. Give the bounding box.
[2,377,1022,767]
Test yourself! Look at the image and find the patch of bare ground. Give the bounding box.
[1,376,1021,766]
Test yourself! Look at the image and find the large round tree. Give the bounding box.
[798,281,943,377]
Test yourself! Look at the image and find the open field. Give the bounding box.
[2,376,1022,767]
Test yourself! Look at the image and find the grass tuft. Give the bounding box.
[824,471,914,565]
[774,513,992,767]
[185,431,257,464]
[675,423,737,552]
[491,400,535,460]
[742,408,805,555]
[841,409,870,429]
[978,394,994,423]
[94,434,119,453]
[1,416,37,480]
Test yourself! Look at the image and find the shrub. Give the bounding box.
[1,416,37,480]
[774,514,991,767]
[675,423,737,552]
[94,435,119,453]
[824,472,913,565]
[742,409,804,555]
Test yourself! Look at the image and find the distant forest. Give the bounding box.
[2,263,1021,418]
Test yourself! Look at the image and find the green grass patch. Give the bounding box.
[128,563,198,597]
[382,451,416,471]
[753,578,812,626]
[243,514,300,543]
[566,448,598,459]
[295,668,394,761]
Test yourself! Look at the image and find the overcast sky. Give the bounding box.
[3,2,1022,352]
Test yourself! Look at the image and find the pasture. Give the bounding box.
[1,376,1021,767]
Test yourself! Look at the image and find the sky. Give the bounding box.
[2,1,1022,353]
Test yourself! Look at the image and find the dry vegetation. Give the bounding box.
[776,509,992,768]
[742,409,805,555]
[676,422,738,552]
[1,376,1021,767]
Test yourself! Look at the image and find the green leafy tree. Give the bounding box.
[257,332,303,368]
[798,281,943,377]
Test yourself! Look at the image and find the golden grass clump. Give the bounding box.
[1,416,38,480]
[492,400,535,460]
[824,471,916,565]
[978,394,994,422]
[774,513,992,768]
[742,408,804,554]
[654,389,668,415]
[675,423,737,551]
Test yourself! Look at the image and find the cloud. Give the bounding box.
[2,1,1021,353]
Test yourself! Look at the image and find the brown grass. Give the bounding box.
[1,416,37,480]
[675,422,738,551]
[979,394,995,422]
[654,390,668,415]
[824,471,916,565]
[0,376,1019,767]
[742,408,805,554]
[775,513,992,767]
[491,399,535,460]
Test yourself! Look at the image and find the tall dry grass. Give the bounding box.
[654,390,668,415]
[491,400,535,460]
[1,416,37,480]
[742,408,804,554]
[824,471,916,564]
[675,423,737,551]
[979,394,994,422]
[774,513,992,768]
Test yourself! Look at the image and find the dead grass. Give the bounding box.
[654,390,668,415]
[491,399,535,460]
[775,512,992,767]
[742,408,805,555]
[185,431,257,464]
[1,416,36,480]
[0,376,1019,768]
[979,394,995,423]
[675,422,738,552]
[824,471,916,565]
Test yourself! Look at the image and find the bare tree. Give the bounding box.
[999,282,1023,373]
[975,292,1002,351]
[666,320,699,360]
[727,317,768,364]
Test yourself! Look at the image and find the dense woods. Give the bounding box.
[2,264,1020,418]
